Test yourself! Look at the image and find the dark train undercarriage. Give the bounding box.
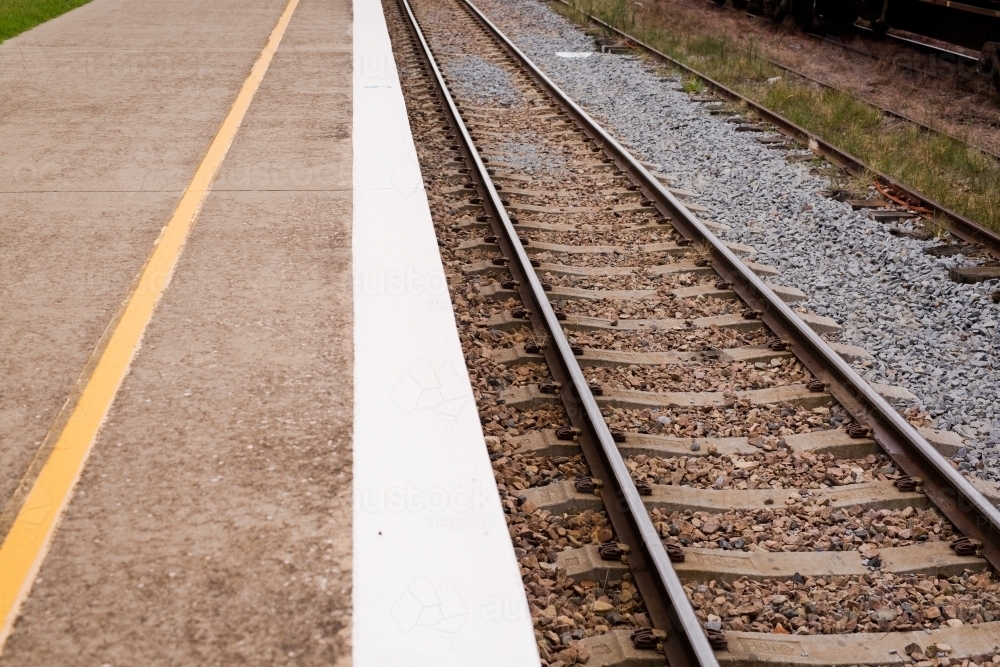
[715,0,1000,88]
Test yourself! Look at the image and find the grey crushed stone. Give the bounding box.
[443,53,522,105]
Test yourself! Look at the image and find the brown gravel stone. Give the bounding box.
[530,226,698,249]
[603,403,835,440]
[684,569,1000,634]
[654,504,953,552]
[584,354,812,393]
[628,450,894,490]
[569,327,770,354]
[540,268,700,291]
[558,294,738,320]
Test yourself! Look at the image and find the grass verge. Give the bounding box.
[1,0,92,43]
[556,0,1000,234]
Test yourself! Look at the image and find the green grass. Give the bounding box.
[558,0,1000,233]
[1,0,92,42]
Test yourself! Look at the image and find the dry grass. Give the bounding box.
[555,0,1000,233]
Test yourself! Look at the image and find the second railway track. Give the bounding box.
[385,0,1000,664]
[559,8,1000,262]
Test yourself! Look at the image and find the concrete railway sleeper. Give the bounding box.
[384,0,1000,665]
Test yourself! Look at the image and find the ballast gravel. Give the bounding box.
[444,53,521,105]
[686,568,1000,635]
[469,0,1000,482]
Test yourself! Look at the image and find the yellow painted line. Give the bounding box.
[0,0,301,651]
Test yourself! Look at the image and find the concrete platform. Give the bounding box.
[0,0,537,664]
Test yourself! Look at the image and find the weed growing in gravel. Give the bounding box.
[0,0,92,42]
[556,0,1000,233]
[681,77,704,94]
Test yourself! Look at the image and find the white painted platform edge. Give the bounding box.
[351,0,539,663]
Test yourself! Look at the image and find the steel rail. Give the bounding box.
[396,0,719,665]
[459,0,1000,567]
[561,6,1000,260]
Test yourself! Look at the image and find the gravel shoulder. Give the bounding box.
[468,0,1000,482]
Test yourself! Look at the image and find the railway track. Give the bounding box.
[549,5,1000,269]
[385,0,1000,664]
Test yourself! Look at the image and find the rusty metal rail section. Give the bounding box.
[561,3,1000,259]
[459,0,1000,569]
[396,0,719,665]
